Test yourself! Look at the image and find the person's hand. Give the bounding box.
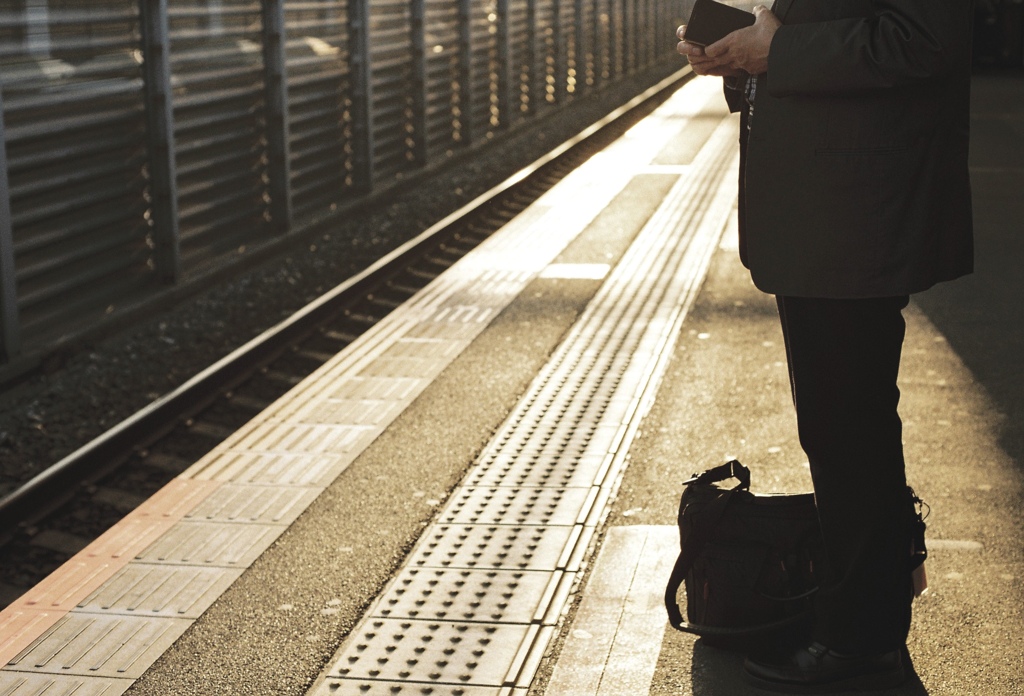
[676,25,746,77]
[676,6,781,76]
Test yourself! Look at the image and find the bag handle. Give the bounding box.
[668,611,810,639]
[664,460,749,630]
[682,458,750,490]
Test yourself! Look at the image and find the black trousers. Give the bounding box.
[776,295,916,654]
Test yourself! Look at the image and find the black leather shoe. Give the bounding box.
[743,640,905,693]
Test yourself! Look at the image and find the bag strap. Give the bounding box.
[664,460,749,630]
[683,458,751,490]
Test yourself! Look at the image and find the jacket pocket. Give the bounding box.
[822,95,915,153]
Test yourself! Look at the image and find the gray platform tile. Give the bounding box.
[380,338,468,361]
[5,613,190,679]
[403,320,488,342]
[467,454,607,488]
[434,289,517,314]
[328,619,531,686]
[184,484,321,525]
[357,356,445,380]
[188,451,352,487]
[427,305,496,327]
[312,680,504,695]
[298,398,407,427]
[135,521,283,567]
[578,425,629,457]
[326,376,423,402]
[408,525,574,571]
[239,421,380,455]
[77,565,244,619]
[372,568,557,625]
[483,438,602,462]
[548,393,637,428]
[0,672,131,695]
[495,420,592,450]
[438,487,594,526]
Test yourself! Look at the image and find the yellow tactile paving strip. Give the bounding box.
[307,99,739,693]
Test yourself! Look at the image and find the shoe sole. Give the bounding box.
[743,666,906,694]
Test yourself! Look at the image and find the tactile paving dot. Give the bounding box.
[408,525,574,570]
[438,487,592,526]
[373,568,554,623]
[330,620,529,686]
[467,454,606,488]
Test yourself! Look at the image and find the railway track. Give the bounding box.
[0,67,693,608]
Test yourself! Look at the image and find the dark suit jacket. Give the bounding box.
[728,0,974,298]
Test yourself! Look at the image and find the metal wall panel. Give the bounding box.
[576,0,596,93]
[422,0,460,159]
[167,0,270,265]
[505,0,530,123]
[468,0,499,138]
[557,0,576,99]
[0,2,152,340]
[532,0,556,109]
[369,0,415,183]
[0,0,682,365]
[595,0,612,84]
[283,0,353,223]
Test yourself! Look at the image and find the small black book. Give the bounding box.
[683,0,755,47]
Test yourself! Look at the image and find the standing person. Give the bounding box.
[676,1,974,693]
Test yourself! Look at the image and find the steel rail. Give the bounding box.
[0,65,693,535]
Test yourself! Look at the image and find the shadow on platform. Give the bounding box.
[689,641,930,695]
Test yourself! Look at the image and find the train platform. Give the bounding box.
[1,70,1022,696]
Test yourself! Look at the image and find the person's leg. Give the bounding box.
[775,294,915,654]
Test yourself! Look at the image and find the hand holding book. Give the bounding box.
[676,3,780,77]
[683,0,755,47]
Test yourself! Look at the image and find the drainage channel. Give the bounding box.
[310,115,740,695]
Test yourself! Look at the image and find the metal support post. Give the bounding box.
[606,0,614,78]
[574,0,586,94]
[496,0,512,126]
[643,0,654,65]
[0,93,21,362]
[636,0,646,68]
[139,0,180,284]
[262,0,292,232]
[622,0,630,73]
[349,0,374,190]
[552,0,565,102]
[525,0,537,114]
[645,0,651,65]
[458,0,474,145]
[410,0,427,166]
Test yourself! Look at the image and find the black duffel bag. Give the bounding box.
[664,459,824,649]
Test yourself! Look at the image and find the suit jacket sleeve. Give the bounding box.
[766,0,969,96]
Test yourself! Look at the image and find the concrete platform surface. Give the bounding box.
[1,71,1020,696]
[536,71,1024,695]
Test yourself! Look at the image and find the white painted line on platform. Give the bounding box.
[545,525,678,696]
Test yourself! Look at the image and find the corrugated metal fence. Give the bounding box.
[0,0,691,366]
